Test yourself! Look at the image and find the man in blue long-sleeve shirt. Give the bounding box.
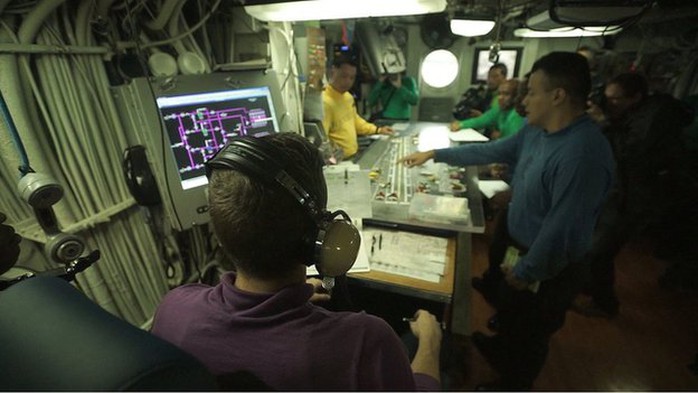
[400,52,615,390]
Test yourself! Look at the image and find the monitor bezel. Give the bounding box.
[156,85,281,190]
[470,47,523,84]
[115,70,287,231]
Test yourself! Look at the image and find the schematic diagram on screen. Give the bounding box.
[156,87,280,188]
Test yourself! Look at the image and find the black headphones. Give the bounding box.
[205,135,361,277]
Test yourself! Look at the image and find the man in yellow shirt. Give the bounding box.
[322,57,393,158]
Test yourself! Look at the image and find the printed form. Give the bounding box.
[362,229,448,283]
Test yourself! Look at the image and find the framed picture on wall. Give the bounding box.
[471,47,523,84]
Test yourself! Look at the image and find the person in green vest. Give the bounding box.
[480,63,508,115]
[449,79,525,140]
[367,70,419,122]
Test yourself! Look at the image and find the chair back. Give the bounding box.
[0,276,217,391]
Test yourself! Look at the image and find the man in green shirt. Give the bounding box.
[449,79,525,140]
[367,72,419,121]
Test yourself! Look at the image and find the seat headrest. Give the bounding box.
[0,276,216,391]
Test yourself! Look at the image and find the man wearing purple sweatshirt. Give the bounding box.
[151,132,442,391]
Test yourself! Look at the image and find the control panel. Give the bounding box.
[361,123,476,229]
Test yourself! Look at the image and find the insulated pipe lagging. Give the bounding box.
[0,89,30,176]
[75,0,94,47]
[0,0,12,15]
[168,0,189,55]
[146,0,187,31]
[18,0,67,44]
[96,0,117,20]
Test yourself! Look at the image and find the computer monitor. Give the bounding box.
[471,47,522,84]
[112,71,285,230]
[156,87,280,191]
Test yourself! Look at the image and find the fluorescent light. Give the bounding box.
[245,0,447,22]
[514,26,622,38]
[449,19,495,37]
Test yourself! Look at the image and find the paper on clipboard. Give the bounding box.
[449,128,490,142]
[362,229,448,283]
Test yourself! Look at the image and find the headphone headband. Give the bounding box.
[205,135,360,276]
[206,137,322,220]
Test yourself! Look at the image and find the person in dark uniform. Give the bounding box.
[574,72,698,316]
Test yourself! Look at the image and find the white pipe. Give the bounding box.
[0,17,81,224]
[96,0,117,19]
[75,0,94,47]
[0,43,110,55]
[14,0,81,228]
[117,0,221,50]
[127,214,167,303]
[0,165,32,218]
[40,14,129,211]
[146,0,186,31]
[57,6,109,211]
[109,219,152,316]
[198,1,214,68]
[33,47,96,215]
[17,0,67,44]
[85,230,141,322]
[35,27,101,215]
[47,28,114,211]
[82,58,132,200]
[72,0,131,200]
[176,13,212,73]
[60,3,78,46]
[88,59,131,185]
[6,4,168,327]
[168,0,189,55]
[0,0,13,15]
[41,24,111,213]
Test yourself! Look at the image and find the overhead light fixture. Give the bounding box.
[525,6,647,31]
[514,26,622,38]
[244,0,447,22]
[449,19,495,37]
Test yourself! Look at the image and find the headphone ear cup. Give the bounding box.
[316,220,361,277]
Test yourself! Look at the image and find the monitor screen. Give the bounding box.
[471,47,522,84]
[112,70,286,230]
[156,87,280,190]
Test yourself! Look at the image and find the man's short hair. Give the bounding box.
[490,63,508,77]
[531,52,591,107]
[608,72,649,100]
[332,55,357,69]
[208,133,326,280]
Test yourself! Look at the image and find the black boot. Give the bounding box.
[471,331,507,373]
